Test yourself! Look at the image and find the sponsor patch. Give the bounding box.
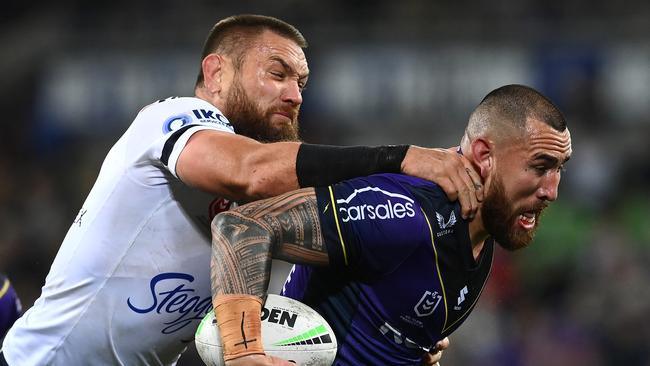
[336,186,416,222]
[191,109,233,130]
[163,114,192,133]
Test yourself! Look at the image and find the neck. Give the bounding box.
[195,87,223,110]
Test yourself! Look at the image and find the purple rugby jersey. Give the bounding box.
[0,274,21,339]
[282,173,494,365]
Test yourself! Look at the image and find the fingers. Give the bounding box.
[453,169,478,220]
[401,146,483,219]
[452,153,483,220]
[421,350,443,365]
[226,354,295,366]
[421,337,450,365]
[446,146,483,201]
[446,158,481,220]
[462,162,483,202]
[435,337,450,351]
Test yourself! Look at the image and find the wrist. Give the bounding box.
[214,294,264,361]
[296,144,410,187]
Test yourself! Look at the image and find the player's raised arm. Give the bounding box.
[209,187,325,365]
[177,133,482,215]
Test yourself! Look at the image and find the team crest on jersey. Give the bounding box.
[162,114,192,133]
[414,290,443,317]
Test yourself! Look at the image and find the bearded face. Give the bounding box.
[222,75,300,143]
[481,173,548,251]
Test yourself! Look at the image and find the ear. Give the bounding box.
[201,54,225,94]
[470,138,493,179]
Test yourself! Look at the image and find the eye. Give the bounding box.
[270,71,285,79]
[533,165,547,174]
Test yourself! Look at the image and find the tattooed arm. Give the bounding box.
[209,187,326,366]
[210,187,326,300]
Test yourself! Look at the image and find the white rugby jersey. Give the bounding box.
[2,97,236,365]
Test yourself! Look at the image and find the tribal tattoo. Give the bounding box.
[210,188,327,300]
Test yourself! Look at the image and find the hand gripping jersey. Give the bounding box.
[282,174,494,365]
[2,97,235,365]
[0,275,21,340]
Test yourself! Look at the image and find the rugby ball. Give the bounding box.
[195,294,337,366]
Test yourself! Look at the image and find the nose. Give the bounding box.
[537,170,561,202]
[282,80,303,106]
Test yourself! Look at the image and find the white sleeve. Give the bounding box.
[126,97,236,181]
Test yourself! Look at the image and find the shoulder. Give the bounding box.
[134,96,234,133]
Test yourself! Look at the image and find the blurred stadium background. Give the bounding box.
[1,0,649,365]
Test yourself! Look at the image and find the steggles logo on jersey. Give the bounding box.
[336,186,416,222]
[127,272,212,334]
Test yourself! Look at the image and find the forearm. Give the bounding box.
[210,188,327,300]
[179,131,410,201]
[295,143,408,187]
[210,210,274,298]
[239,143,410,200]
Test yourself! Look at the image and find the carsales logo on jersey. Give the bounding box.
[336,186,415,222]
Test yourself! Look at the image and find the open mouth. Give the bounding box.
[517,212,537,230]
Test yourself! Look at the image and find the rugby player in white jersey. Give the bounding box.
[0,15,481,366]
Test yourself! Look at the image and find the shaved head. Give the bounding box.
[462,84,567,146]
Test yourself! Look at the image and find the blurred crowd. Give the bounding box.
[1,1,649,364]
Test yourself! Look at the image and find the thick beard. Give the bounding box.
[481,174,541,251]
[222,78,300,143]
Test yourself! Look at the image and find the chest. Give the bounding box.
[361,241,492,348]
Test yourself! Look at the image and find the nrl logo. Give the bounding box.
[414,290,443,317]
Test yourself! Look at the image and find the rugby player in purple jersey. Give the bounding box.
[0,275,21,341]
[210,84,572,366]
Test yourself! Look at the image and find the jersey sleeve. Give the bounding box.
[315,174,432,280]
[126,97,235,180]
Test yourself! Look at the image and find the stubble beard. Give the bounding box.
[223,77,300,143]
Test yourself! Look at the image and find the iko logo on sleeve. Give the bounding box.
[336,186,416,222]
[162,109,233,133]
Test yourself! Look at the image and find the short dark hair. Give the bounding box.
[195,14,308,87]
[476,84,567,133]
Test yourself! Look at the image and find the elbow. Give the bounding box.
[211,211,274,251]
[242,174,274,201]
[235,169,284,202]
[211,212,235,247]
